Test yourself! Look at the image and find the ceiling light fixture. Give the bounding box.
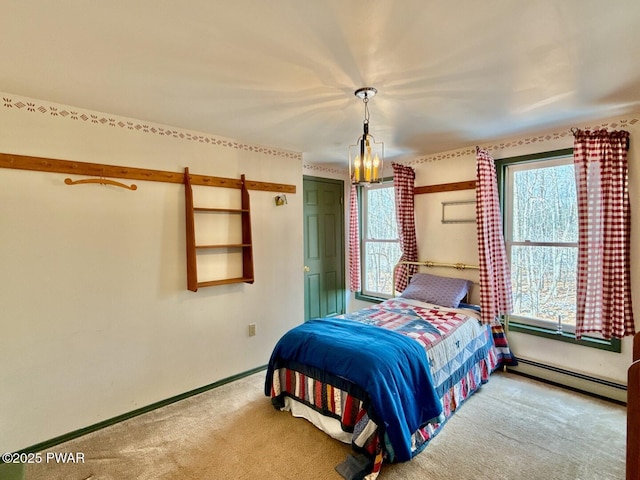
[349,87,384,185]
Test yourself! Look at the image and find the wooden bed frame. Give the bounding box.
[629,331,640,480]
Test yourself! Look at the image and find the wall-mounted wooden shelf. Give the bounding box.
[184,168,254,291]
[195,244,252,249]
[194,207,250,213]
[196,277,254,288]
[0,152,296,293]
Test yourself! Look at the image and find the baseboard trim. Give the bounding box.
[507,358,627,404]
[9,365,268,458]
[9,361,626,458]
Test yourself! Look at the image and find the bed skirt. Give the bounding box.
[269,343,499,480]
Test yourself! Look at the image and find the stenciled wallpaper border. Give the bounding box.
[4,93,637,170]
[406,117,639,166]
[2,94,302,161]
[303,115,639,176]
[302,163,347,175]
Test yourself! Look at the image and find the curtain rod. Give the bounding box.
[392,260,479,295]
[398,260,479,270]
[570,127,630,151]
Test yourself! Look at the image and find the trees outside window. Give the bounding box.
[498,149,619,351]
[504,155,578,332]
[361,183,401,298]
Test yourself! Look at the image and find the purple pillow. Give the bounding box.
[399,273,472,308]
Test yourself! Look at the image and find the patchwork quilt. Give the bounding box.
[266,299,515,480]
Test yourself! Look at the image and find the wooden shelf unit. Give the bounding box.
[184,168,254,291]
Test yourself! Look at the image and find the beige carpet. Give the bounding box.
[25,371,626,480]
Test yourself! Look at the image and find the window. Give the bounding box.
[360,182,402,298]
[504,152,578,331]
[498,149,619,351]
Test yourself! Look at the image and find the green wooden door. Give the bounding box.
[303,177,345,321]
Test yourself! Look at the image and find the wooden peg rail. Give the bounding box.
[414,180,476,195]
[0,152,296,194]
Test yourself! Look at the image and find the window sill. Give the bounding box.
[354,292,386,304]
[508,321,621,352]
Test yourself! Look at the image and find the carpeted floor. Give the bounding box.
[25,371,626,480]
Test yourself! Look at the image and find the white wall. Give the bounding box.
[315,114,639,397]
[0,93,304,452]
[406,114,639,396]
[308,114,639,401]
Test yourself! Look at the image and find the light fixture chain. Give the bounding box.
[363,97,370,124]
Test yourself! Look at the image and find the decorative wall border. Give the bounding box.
[9,90,632,168]
[303,115,639,174]
[302,163,347,175]
[406,117,639,166]
[2,94,302,161]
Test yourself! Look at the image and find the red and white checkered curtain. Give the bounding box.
[476,147,513,325]
[573,129,634,339]
[348,184,361,292]
[393,163,418,293]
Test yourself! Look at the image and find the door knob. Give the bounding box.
[304,265,310,272]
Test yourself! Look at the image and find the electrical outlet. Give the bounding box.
[248,323,256,336]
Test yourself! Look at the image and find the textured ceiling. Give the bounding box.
[2,0,639,166]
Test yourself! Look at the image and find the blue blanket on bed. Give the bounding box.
[265,317,443,462]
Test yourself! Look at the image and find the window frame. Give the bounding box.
[356,180,401,301]
[504,154,578,332]
[495,148,620,353]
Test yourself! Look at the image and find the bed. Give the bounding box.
[265,262,516,480]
